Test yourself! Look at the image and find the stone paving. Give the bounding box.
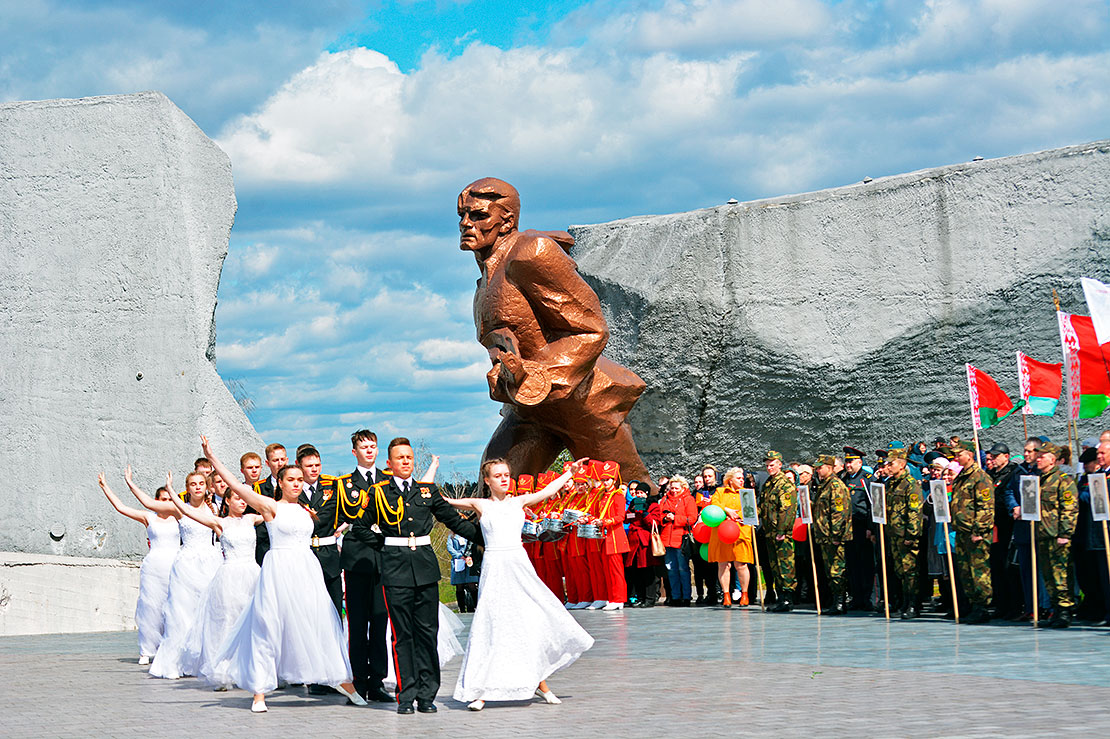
[2,605,1109,738]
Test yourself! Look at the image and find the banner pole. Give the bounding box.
[879,523,890,620]
[1022,413,1028,442]
[808,525,821,616]
[1103,521,1110,593]
[752,528,766,612]
[1031,520,1039,627]
[942,520,959,623]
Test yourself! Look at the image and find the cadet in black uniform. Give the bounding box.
[350,437,481,715]
[841,446,875,612]
[296,445,343,613]
[335,429,394,704]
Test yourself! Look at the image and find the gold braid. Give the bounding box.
[337,478,365,524]
[374,481,404,528]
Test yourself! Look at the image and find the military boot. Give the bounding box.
[900,603,917,620]
[1048,606,1072,629]
[831,592,847,615]
[771,591,793,613]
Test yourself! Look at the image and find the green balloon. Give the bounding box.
[701,504,726,527]
[699,543,709,561]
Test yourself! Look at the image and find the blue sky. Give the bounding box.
[4,0,1110,478]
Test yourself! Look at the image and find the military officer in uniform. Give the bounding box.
[1034,442,1079,628]
[350,437,481,715]
[335,429,394,703]
[760,451,797,613]
[951,440,994,624]
[840,446,875,611]
[813,454,852,615]
[884,449,924,619]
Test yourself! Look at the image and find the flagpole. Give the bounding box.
[751,527,765,611]
[1022,413,1028,442]
[1103,522,1110,597]
[879,522,890,620]
[1031,519,1039,627]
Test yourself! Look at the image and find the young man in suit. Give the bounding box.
[350,437,481,715]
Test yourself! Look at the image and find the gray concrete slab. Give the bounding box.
[2,606,1108,737]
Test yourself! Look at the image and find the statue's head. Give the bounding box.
[458,177,520,255]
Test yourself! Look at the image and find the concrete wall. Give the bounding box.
[0,92,262,568]
[571,140,1110,473]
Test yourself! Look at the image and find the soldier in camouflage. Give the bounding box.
[950,440,994,624]
[812,454,852,615]
[1034,442,1079,628]
[760,451,797,613]
[884,449,924,620]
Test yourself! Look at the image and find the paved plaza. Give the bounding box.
[2,606,1108,738]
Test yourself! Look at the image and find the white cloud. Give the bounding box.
[414,338,486,365]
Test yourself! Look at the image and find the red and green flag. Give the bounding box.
[1057,311,1110,420]
[1016,351,1062,416]
[966,364,1025,430]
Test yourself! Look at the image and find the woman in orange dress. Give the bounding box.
[708,468,754,607]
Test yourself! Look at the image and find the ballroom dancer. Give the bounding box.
[168,488,263,685]
[449,457,595,711]
[127,467,222,679]
[97,473,180,665]
[200,436,365,713]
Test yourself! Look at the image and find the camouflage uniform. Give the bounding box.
[760,466,797,595]
[951,459,994,610]
[885,463,924,610]
[1035,465,1079,610]
[813,458,852,601]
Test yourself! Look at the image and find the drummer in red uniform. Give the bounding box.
[564,463,594,609]
[596,461,630,611]
[533,470,566,600]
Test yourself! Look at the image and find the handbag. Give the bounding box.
[650,521,666,558]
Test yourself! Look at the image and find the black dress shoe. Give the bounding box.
[416,700,437,713]
[397,703,415,715]
[308,683,335,695]
[366,687,394,703]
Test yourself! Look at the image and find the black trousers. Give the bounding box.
[344,570,388,693]
[383,582,440,705]
[847,515,875,607]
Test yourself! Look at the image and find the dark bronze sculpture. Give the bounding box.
[458,177,652,485]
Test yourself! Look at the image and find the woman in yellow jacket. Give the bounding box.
[708,468,754,607]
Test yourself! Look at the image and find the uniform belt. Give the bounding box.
[384,535,431,548]
[310,536,337,547]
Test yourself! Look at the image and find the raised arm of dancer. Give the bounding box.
[445,497,486,514]
[124,466,180,518]
[98,473,150,525]
[169,489,223,535]
[419,454,440,483]
[516,458,589,509]
[199,435,278,518]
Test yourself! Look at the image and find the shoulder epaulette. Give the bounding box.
[383,469,394,476]
[319,474,338,482]
[336,473,353,480]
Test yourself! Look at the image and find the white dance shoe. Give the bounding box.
[137,655,150,666]
[586,600,608,610]
[336,685,368,706]
[251,699,267,713]
[601,602,624,611]
[468,700,485,711]
[536,689,562,704]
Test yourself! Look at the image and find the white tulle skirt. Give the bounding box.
[205,546,352,694]
[149,545,221,678]
[135,547,176,657]
[454,546,593,702]
[183,556,260,682]
[383,603,464,691]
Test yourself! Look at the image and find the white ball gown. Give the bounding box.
[182,516,261,682]
[136,514,180,659]
[454,496,594,702]
[206,503,353,694]
[149,513,221,678]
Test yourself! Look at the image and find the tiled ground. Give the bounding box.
[2,606,1108,737]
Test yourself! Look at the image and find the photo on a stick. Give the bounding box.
[1020,475,1041,521]
[797,485,812,524]
[740,488,759,527]
[929,479,950,524]
[869,482,886,525]
[1090,473,1109,522]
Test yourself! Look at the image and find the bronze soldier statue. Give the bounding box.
[458,177,651,485]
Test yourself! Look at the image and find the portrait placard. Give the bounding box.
[929,479,950,524]
[869,482,887,525]
[1090,473,1109,522]
[1020,475,1041,521]
[740,488,759,527]
[797,485,812,524]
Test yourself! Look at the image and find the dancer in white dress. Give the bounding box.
[97,473,180,665]
[126,467,222,678]
[450,457,595,711]
[199,436,366,713]
[167,489,263,685]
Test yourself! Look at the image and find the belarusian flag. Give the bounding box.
[1016,351,1062,416]
[1057,311,1110,420]
[966,364,1025,430]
